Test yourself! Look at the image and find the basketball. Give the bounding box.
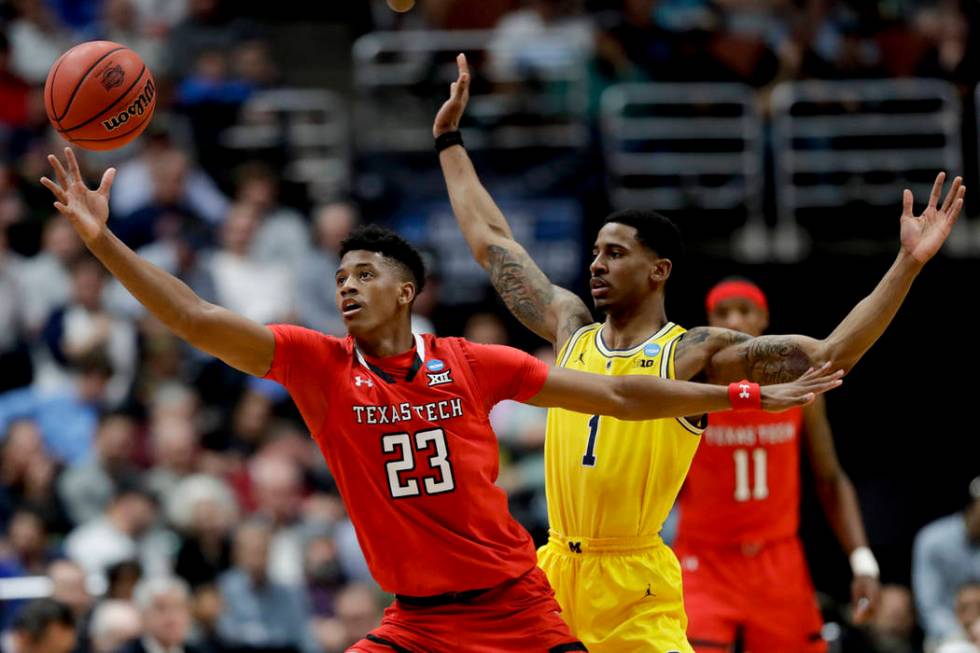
[44,41,156,152]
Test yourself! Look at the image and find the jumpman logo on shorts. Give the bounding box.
[645,584,655,598]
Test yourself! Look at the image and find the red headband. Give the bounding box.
[706,280,768,314]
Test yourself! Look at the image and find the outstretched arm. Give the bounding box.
[802,396,879,623]
[41,148,274,377]
[676,173,965,383]
[436,53,592,349]
[527,363,842,420]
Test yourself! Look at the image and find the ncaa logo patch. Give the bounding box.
[426,359,445,372]
[643,343,661,357]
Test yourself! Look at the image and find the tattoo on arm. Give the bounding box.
[485,244,591,346]
[486,244,555,331]
[741,336,814,383]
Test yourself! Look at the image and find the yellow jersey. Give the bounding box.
[545,321,704,540]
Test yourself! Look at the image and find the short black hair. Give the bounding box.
[12,599,75,642]
[603,209,684,263]
[339,225,426,294]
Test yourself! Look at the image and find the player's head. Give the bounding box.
[706,277,769,337]
[591,209,682,313]
[337,225,426,338]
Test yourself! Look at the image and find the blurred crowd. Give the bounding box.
[369,0,980,91]
[0,1,978,653]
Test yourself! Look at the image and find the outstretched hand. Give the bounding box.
[901,172,965,264]
[40,147,116,245]
[433,53,470,138]
[760,363,844,412]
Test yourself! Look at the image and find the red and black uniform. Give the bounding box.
[263,325,585,653]
[674,407,827,653]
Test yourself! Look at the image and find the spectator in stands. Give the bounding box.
[234,162,309,266]
[0,351,111,468]
[0,32,31,130]
[250,455,306,587]
[313,584,384,653]
[0,226,30,393]
[111,136,229,229]
[914,476,980,647]
[489,0,595,81]
[38,255,137,409]
[203,384,274,457]
[166,0,260,81]
[6,0,72,85]
[208,204,295,325]
[2,598,76,653]
[117,576,198,653]
[64,483,166,583]
[58,412,138,526]
[232,39,280,90]
[17,216,82,336]
[866,584,918,653]
[216,519,317,653]
[105,559,143,601]
[795,2,887,80]
[170,474,236,589]
[47,560,92,623]
[186,583,224,653]
[593,0,678,83]
[0,509,56,575]
[88,600,142,653]
[86,0,166,74]
[936,583,980,653]
[146,415,201,500]
[304,525,347,620]
[462,311,509,345]
[297,202,357,336]
[0,509,56,628]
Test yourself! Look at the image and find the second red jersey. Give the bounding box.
[263,325,550,596]
[677,407,804,545]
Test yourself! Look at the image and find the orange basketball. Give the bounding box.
[44,41,156,151]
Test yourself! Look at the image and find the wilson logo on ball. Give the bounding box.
[99,64,125,91]
[101,78,155,132]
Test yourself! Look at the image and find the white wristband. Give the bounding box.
[850,546,880,578]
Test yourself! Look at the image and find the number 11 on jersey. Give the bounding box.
[582,414,600,467]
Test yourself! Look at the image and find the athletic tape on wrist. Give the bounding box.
[850,547,880,578]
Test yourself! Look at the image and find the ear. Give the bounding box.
[759,310,770,333]
[398,281,417,307]
[650,258,672,284]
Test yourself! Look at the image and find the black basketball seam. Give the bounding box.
[60,107,154,142]
[47,54,68,131]
[59,65,149,134]
[55,45,127,123]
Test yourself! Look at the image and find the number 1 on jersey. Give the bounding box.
[582,414,600,467]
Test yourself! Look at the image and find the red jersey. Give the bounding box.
[677,407,804,546]
[263,325,549,596]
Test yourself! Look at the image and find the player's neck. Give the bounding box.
[602,295,668,349]
[354,323,416,359]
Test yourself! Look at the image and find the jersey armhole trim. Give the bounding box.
[663,332,706,436]
[557,323,597,368]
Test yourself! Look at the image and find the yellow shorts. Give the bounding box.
[538,532,692,653]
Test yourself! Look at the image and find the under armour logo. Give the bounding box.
[354,375,373,388]
[568,541,582,554]
[738,383,750,399]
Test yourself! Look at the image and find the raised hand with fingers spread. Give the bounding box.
[41,148,116,245]
[901,172,965,264]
